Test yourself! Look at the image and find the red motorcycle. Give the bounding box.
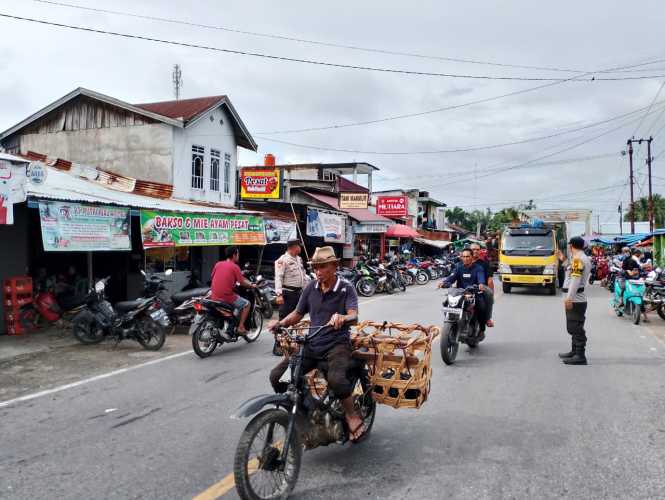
[590,256,609,285]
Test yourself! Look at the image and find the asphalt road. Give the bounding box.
[2,281,665,500]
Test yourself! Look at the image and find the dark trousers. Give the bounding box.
[475,294,488,330]
[566,302,587,349]
[269,343,354,399]
[278,289,302,320]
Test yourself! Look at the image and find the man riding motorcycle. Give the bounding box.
[469,243,495,328]
[268,246,365,441]
[618,248,642,307]
[438,248,489,336]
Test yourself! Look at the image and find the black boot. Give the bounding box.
[558,341,574,359]
[563,345,587,365]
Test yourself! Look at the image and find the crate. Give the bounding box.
[3,276,33,336]
[351,321,440,409]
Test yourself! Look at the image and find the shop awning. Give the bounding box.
[385,224,419,238]
[301,191,392,224]
[414,237,451,249]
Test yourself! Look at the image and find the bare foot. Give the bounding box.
[346,414,364,441]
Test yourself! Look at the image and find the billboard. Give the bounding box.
[306,208,345,243]
[339,192,368,209]
[39,201,131,251]
[239,167,282,199]
[140,210,266,248]
[376,195,408,217]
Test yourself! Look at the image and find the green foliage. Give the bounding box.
[623,194,665,227]
[445,203,534,233]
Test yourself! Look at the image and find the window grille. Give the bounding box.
[210,149,220,191]
[191,145,204,190]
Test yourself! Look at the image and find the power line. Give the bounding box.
[4,12,665,84]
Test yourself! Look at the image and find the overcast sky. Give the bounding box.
[2,0,665,230]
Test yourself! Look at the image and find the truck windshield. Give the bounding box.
[502,234,554,256]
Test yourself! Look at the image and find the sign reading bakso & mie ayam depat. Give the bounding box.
[376,195,408,217]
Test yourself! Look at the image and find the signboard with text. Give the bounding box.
[140,210,266,248]
[376,195,408,217]
[306,208,345,243]
[239,167,282,199]
[339,192,368,209]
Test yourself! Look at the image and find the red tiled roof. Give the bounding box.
[134,96,226,123]
[303,191,393,224]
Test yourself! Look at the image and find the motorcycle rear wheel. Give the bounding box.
[234,409,301,500]
[440,323,459,365]
[632,302,641,325]
[192,320,219,358]
[657,304,665,321]
[356,278,376,297]
[416,271,429,285]
[136,318,167,351]
[403,273,415,286]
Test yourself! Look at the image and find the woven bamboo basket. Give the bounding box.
[351,321,440,409]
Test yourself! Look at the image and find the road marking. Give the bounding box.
[0,350,192,409]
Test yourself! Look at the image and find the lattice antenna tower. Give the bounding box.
[172,64,183,100]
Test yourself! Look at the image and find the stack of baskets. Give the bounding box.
[351,321,440,409]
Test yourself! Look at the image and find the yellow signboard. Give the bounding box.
[339,192,369,209]
[239,167,282,199]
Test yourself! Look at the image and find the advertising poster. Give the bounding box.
[0,181,12,225]
[376,195,408,217]
[307,208,345,243]
[239,167,282,200]
[264,219,298,244]
[141,210,266,248]
[39,201,131,251]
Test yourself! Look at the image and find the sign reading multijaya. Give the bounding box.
[39,201,131,251]
[140,210,266,247]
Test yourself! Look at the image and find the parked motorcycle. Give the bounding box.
[189,285,264,358]
[354,263,377,297]
[643,268,665,320]
[612,273,646,325]
[231,323,375,500]
[440,284,486,365]
[71,277,169,350]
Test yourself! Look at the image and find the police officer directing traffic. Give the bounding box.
[558,236,591,365]
[273,239,310,354]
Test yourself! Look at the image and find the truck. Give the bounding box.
[498,220,568,295]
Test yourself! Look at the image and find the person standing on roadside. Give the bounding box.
[557,236,592,365]
[470,243,495,328]
[273,239,310,355]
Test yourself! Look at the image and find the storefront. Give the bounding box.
[383,223,419,259]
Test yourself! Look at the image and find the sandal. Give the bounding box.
[348,420,366,443]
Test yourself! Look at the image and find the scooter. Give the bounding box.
[612,272,646,325]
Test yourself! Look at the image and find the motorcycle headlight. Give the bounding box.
[498,263,511,274]
[543,264,555,275]
[448,295,461,307]
[95,280,106,293]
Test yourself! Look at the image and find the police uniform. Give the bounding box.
[560,249,592,364]
[274,251,309,320]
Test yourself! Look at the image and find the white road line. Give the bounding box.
[0,350,192,409]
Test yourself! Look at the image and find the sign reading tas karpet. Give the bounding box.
[141,210,266,247]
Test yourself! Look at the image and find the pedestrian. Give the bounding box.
[273,239,310,355]
[557,236,592,365]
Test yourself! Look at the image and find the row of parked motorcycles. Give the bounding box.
[338,256,457,297]
[591,254,665,325]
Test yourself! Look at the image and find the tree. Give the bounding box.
[445,207,471,229]
[624,194,665,228]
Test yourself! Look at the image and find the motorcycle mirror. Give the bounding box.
[94,280,105,293]
[165,269,173,276]
[140,270,146,276]
[256,275,263,281]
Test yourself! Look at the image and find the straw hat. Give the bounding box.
[309,246,340,265]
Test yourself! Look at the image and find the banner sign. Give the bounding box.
[0,181,12,225]
[376,195,408,217]
[307,208,345,243]
[353,223,391,234]
[140,210,265,248]
[239,167,281,199]
[339,192,368,209]
[265,219,298,244]
[39,201,131,251]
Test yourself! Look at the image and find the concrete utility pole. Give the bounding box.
[647,137,654,232]
[628,139,635,234]
[618,202,623,235]
[627,137,655,233]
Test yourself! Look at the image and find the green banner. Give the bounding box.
[140,210,265,248]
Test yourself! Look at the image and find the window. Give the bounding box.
[210,149,220,191]
[224,153,231,194]
[191,145,204,190]
[322,170,337,181]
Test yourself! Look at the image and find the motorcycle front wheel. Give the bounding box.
[440,322,459,365]
[657,304,665,321]
[234,409,301,500]
[136,318,167,351]
[632,302,641,325]
[192,319,219,358]
[415,270,429,285]
[356,278,376,297]
[243,308,264,343]
[72,313,105,345]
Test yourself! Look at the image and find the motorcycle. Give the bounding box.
[643,268,665,320]
[71,276,169,350]
[354,263,377,297]
[242,264,275,320]
[612,272,646,325]
[231,323,376,500]
[440,284,485,365]
[189,284,264,358]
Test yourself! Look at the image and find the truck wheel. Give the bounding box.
[502,283,511,294]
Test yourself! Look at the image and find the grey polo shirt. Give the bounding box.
[296,277,359,355]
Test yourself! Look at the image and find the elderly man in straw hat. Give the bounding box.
[269,246,365,441]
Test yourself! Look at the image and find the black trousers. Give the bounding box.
[566,302,587,349]
[278,289,302,320]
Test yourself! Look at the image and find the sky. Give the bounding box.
[2,0,665,230]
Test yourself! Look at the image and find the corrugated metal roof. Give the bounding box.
[302,191,392,223]
[135,96,226,124]
[26,164,257,215]
[414,237,451,249]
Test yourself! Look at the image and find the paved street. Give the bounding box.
[2,281,665,500]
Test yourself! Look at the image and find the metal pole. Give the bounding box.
[647,137,654,232]
[87,252,93,289]
[290,202,309,262]
[628,140,635,234]
[619,202,623,235]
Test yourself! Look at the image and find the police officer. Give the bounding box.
[558,236,592,365]
[273,239,310,355]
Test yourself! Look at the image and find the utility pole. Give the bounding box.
[627,139,635,234]
[647,136,654,232]
[618,202,623,235]
[172,64,183,100]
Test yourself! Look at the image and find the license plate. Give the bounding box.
[442,307,461,316]
[150,310,164,320]
[189,315,203,335]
